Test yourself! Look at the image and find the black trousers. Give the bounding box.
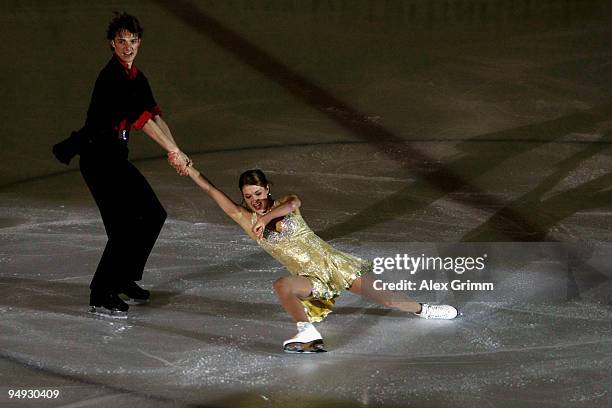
[80,151,166,293]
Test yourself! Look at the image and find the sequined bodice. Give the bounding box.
[251,209,370,294]
[253,210,326,274]
[260,212,302,244]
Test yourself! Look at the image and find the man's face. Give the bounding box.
[111,30,141,66]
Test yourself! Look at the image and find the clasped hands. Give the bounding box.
[167,150,193,176]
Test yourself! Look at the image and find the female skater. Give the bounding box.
[184,166,458,352]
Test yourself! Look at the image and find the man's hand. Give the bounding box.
[167,150,192,176]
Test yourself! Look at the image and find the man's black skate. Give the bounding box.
[119,281,150,305]
[283,339,327,354]
[89,291,129,319]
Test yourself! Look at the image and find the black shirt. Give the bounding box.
[85,55,161,133]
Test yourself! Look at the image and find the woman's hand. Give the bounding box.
[167,150,193,176]
[252,217,268,239]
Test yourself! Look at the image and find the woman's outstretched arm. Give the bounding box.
[187,167,254,237]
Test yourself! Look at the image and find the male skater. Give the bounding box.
[54,12,191,317]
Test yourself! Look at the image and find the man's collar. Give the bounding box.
[113,54,138,80]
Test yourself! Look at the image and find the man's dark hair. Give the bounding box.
[106,12,143,41]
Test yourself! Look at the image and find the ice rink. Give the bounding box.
[1,1,612,407]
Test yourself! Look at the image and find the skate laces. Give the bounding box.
[296,321,311,331]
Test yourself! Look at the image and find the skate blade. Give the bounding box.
[283,340,327,354]
[88,306,128,319]
[124,297,149,305]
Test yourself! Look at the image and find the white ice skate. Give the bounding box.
[416,303,458,319]
[283,322,326,353]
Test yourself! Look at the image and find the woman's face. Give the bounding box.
[241,184,270,215]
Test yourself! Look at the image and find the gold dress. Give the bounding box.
[252,206,371,322]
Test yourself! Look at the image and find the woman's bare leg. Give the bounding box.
[273,276,313,322]
[348,275,422,313]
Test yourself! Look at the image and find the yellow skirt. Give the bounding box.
[301,297,336,323]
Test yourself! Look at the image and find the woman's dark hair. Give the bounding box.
[106,12,143,41]
[239,169,269,190]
